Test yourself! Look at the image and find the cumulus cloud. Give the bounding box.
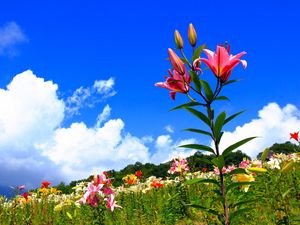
[66,78,116,116]
[0,22,27,56]
[150,135,197,164]
[0,70,64,188]
[0,70,196,186]
[215,103,300,158]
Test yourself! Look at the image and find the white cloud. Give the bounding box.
[0,70,64,187]
[150,135,197,164]
[215,103,300,158]
[165,125,174,133]
[0,22,27,56]
[96,104,111,127]
[93,78,116,98]
[66,77,116,116]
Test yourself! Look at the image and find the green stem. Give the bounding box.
[206,102,229,225]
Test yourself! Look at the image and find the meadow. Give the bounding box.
[0,152,299,225]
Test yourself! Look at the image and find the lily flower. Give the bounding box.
[168,48,186,75]
[105,194,121,211]
[290,131,299,142]
[194,45,247,83]
[41,181,51,188]
[155,69,191,100]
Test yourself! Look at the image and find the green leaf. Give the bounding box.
[215,96,230,101]
[223,79,240,86]
[188,204,219,216]
[180,57,190,65]
[179,144,216,155]
[189,70,201,92]
[183,128,212,138]
[196,158,213,165]
[170,102,202,111]
[214,111,226,139]
[222,137,257,157]
[185,107,211,127]
[226,181,257,192]
[211,155,225,169]
[192,44,206,62]
[227,168,247,176]
[233,199,257,208]
[224,110,245,125]
[260,148,269,162]
[200,80,213,101]
[282,188,292,198]
[229,208,253,221]
[185,178,220,187]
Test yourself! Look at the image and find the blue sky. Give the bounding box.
[0,0,300,188]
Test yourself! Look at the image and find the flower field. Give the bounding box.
[0,152,299,225]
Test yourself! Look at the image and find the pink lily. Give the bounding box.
[105,194,122,211]
[194,45,247,83]
[81,183,103,207]
[17,185,26,191]
[155,69,191,100]
[168,48,186,75]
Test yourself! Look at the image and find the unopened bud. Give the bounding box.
[188,23,197,47]
[168,48,185,75]
[174,30,184,49]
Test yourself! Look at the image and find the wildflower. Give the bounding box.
[290,131,299,142]
[213,166,228,175]
[239,159,251,169]
[123,174,138,185]
[150,181,164,188]
[194,45,247,83]
[168,48,186,75]
[135,170,142,178]
[105,194,121,211]
[155,69,191,100]
[168,157,190,175]
[80,183,103,207]
[41,181,51,188]
[233,173,255,192]
[202,167,208,172]
[267,158,281,170]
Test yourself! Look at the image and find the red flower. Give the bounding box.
[135,170,142,178]
[290,132,299,142]
[41,181,51,188]
[22,192,29,201]
[202,168,207,172]
[194,45,247,83]
[155,69,191,100]
[150,181,164,188]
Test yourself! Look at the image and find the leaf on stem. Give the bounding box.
[214,111,226,140]
[185,107,211,127]
[183,128,212,138]
[170,102,202,111]
[200,80,213,101]
[224,110,245,125]
[215,96,229,101]
[191,44,206,62]
[223,79,240,86]
[211,155,225,169]
[189,70,201,92]
[187,204,220,216]
[222,137,257,157]
[226,181,257,192]
[179,144,216,155]
[260,148,269,162]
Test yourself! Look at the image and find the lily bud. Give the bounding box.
[174,30,184,49]
[168,48,185,75]
[188,23,197,47]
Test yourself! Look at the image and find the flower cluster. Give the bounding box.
[78,172,121,211]
[168,157,190,175]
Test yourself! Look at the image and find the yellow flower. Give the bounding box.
[122,174,137,185]
[50,188,62,195]
[38,188,49,195]
[235,174,255,182]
